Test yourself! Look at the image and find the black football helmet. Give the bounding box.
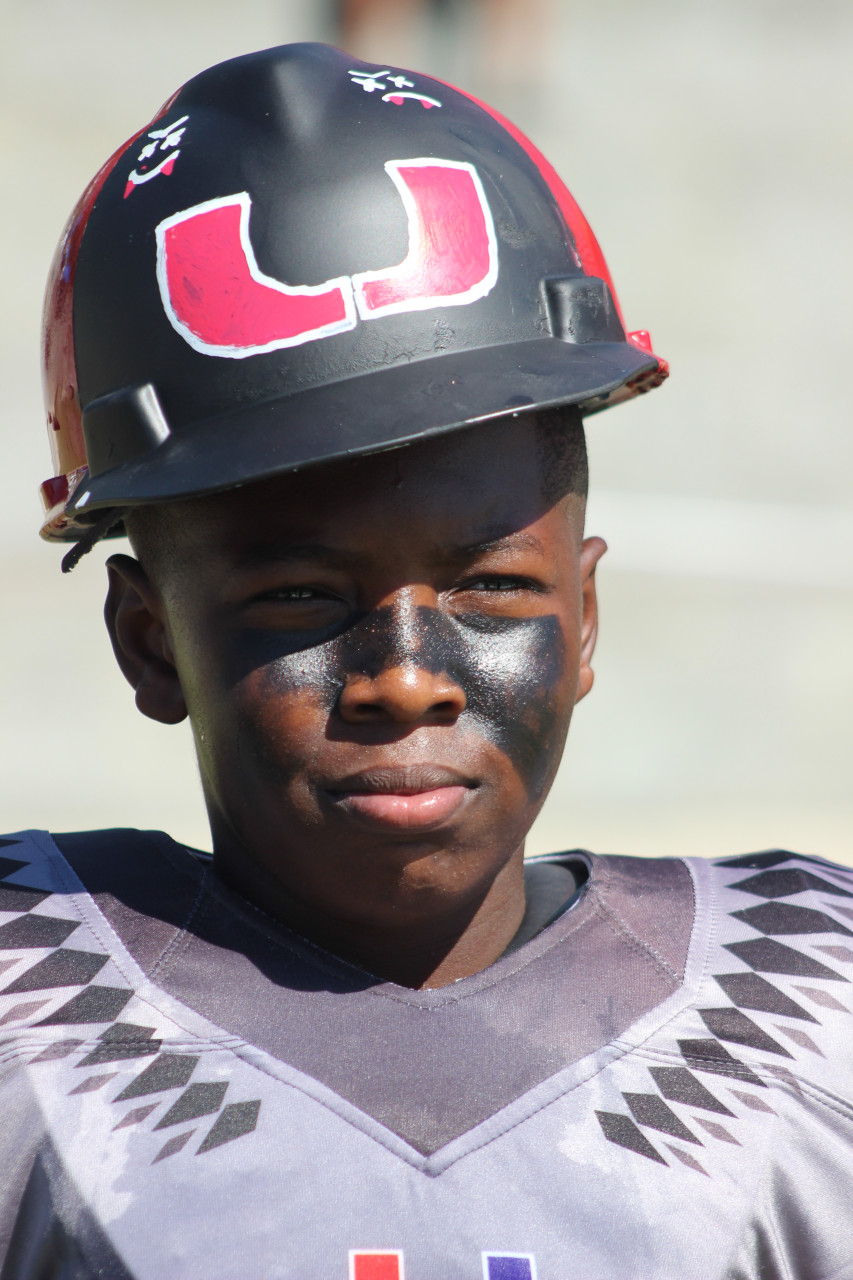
[40,42,667,543]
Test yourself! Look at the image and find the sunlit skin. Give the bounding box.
[104,417,605,989]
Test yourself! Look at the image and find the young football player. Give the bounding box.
[4,42,852,1280]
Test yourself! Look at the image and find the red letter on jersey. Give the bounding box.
[349,1250,404,1280]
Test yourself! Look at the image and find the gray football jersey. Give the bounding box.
[0,828,852,1279]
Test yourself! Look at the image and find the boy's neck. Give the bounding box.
[212,844,527,990]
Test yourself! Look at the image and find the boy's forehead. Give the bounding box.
[173,418,558,556]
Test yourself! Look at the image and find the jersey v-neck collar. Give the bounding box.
[48,829,697,1156]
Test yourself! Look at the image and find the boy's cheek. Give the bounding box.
[185,610,574,803]
[458,613,573,800]
[188,664,327,789]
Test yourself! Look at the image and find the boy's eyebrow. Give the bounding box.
[449,530,548,559]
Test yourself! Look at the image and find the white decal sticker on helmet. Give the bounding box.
[348,67,442,109]
[125,116,189,199]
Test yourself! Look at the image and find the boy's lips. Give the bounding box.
[325,766,475,831]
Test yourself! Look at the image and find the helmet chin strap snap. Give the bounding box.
[61,511,123,574]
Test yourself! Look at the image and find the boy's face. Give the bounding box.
[106,416,603,952]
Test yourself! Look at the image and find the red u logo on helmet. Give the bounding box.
[155,158,498,359]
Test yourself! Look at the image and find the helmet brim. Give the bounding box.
[65,337,660,524]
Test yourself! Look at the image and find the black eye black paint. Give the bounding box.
[252,604,567,800]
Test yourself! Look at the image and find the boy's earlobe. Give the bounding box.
[104,555,188,725]
[575,536,606,704]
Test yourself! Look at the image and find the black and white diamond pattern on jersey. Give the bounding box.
[595,1111,668,1165]
[103,1051,261,1162]
[104,1073,260,1159]
[732,902,853,937]
[596,1065,737,1165]
[649,1067,735,1116]
[676,1039,767,1088]
[76,1022,161,1066]
[709,856,853,1062]
[154,1081,228,1128]
[0,845,53,913]
[37,986,133,1025]
[621,1093,702,1144]
[0,846,135,1037]
[0,844,264,1169]
[0,883,50,912]
[45,1025,262,1164]
[712,972,817,1021]
[114,1053,199,1100]
[718,849,852,872]
[0,914,78,949]
[598,852,853,1172]
[724,937,847,980]
[198,1101,262,1153]
[678,857,853,1132]
[793,985,849,1013]
[598,1051,771,1168]
[3,948,108,993]
[728,869,853,900]
[595,1102,712,1174]
[697,1008,793,1057]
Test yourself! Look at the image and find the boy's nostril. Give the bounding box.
[338,665,466,724]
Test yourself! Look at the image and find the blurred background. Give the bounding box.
[1,0,851,862]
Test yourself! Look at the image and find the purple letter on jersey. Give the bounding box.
[484,1255,536,1280]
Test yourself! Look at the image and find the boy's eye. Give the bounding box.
[246,585,349,621]
[462,575,541,594]
[262,586,324,602]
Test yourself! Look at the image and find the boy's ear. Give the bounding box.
[575,535,606,704]
[104,554,187,725]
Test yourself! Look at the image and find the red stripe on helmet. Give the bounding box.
[434,77,624,324]
[40,91,179,536]
[436,77,668,384]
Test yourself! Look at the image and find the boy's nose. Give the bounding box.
[338,663,467,725]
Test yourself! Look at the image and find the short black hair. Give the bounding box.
[534,405,588,506]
